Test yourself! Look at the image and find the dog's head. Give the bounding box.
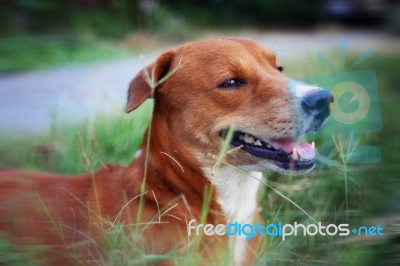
[126,38,333,175]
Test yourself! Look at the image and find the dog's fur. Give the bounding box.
[0,38,329,265]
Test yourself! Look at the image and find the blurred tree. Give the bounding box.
[164,0,324,27]
[0,0,325,37]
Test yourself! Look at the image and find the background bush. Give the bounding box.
[0,0,325,38]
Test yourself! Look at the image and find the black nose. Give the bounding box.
[302,89,334,120]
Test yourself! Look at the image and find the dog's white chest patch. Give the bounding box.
[202,167,261,266]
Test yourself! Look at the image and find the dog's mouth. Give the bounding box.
[220,130,316,171]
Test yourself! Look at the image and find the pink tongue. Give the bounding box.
[270,139,315,160]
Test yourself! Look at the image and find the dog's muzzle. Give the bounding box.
[219,80,334,172]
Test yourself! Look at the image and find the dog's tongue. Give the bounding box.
[270,139,315,160]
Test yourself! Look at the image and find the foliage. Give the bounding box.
[386,5,400,34]
[1,0,325,38]
[167,0,324,27]
[0,34,134,72]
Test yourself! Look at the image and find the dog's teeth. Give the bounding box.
[291,147,299,161]
[254,140,262,146]
[243,134,254,144]
[311,141,315,149]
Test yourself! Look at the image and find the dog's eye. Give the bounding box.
[277,66,284,72]
[218,78,245,89]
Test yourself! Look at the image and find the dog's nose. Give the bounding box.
[301,89,334,120]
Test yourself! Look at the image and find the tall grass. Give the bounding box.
[0,53,399,265]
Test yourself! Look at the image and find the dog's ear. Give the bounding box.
[125,51,175,113]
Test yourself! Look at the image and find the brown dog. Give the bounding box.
[0,37,332,265]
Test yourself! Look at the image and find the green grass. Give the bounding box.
[0,52,399,265]
[0,100,153,174]
[0,35,134,72]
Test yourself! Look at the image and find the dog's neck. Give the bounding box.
[142,112,261,216]
[202,167,261,266]
[131,113,262,223]
[202,167,261,223]
[130,113,225,223]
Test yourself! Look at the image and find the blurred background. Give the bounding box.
[0,0,399,73]
[0,0,399,265]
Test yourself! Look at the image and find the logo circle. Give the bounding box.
[330,81,370,124]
